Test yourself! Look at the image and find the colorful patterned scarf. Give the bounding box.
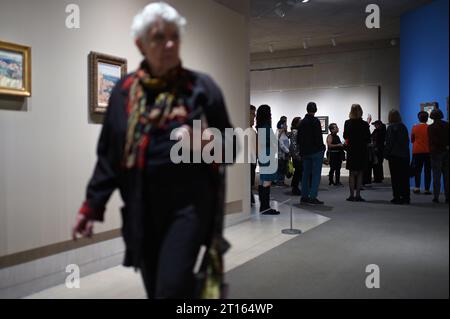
[122,61,192,169]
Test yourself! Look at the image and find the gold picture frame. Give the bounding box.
[0,40,32,97]
[89,51,127,114]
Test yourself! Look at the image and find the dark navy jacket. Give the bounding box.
[81,69,233,268]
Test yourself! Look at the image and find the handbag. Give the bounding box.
[194,237,230,299]
[286,159,294,178]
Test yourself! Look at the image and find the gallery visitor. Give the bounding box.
[72,2,235,299]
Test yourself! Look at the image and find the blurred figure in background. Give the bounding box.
[411,111,432,195]
[371,120,387,183]
[276,120,290,186]
[289,117,302,195]
[384,110,411,205]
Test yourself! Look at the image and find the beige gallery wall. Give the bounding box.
[0,0,249,257]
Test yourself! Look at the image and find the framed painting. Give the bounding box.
[89,52,127,114]
[0,40,31,97]
[420,102,439,125]
[317,116,329,134]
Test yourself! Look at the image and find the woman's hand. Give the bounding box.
[72,214,94,241]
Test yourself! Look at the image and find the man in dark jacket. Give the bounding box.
[297,102,326,205]
[428,109,449,204]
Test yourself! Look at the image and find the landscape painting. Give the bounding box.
[0,40,31,97]
[97,62,121,107]
[0,49,23,89]
[89,51,127,114]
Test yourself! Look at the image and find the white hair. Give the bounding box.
[131,2,187,41]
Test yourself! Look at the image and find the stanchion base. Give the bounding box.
[282,229,302,235]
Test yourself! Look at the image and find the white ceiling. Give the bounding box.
[245,0,432,53]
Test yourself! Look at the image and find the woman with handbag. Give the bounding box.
[72,2,234,298]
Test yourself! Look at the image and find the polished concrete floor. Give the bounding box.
[227,178,449,299]
[25,196,329,299]
[25,176,449,299]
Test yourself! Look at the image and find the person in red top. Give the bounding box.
[411,111,432,194]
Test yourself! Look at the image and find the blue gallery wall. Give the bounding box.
[401,0,449,125]
[401,0,449,188]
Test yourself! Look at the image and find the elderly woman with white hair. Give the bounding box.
[72,2,233,298]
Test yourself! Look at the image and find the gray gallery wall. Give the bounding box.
[250,40,400,125]
[0,0,250,259]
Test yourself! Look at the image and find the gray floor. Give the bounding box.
[227,177,449,299]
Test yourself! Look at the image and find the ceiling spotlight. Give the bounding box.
[274,7,286,18]
[269,44,274,53]
[390,39,397,46]
[287,0,309,5]
[331,38,337,47]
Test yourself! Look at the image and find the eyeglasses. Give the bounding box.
[148,32,180,46]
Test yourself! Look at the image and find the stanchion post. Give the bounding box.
[281,198,302,235]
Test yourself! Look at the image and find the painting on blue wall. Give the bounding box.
[420,102,439,124]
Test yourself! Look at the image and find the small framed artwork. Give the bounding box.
[0,40,31,97]
[89,51,127,114]
[317,116,329,134]
[420,102,439,124]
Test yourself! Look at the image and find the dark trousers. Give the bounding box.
[388,157,411,201]
[302,151,324,199]
[363,164,373,185]
[329,155,342,184]
[431,152,449,200]
[140,164,214,299]
[373,152,384,182]
[291,159,303,190]
[412,153,431,190]
[250,163,256,203]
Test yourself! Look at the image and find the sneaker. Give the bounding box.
[310,198,324,205]
[432,198,440,204]
[413,188,421,194]
[300,197,311,205]
[335,182,344,187]
[355,196,366,202]
[292,188,301,196]
[346,196,355,202]
[402,198,411,205]
[262,209,280,215]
